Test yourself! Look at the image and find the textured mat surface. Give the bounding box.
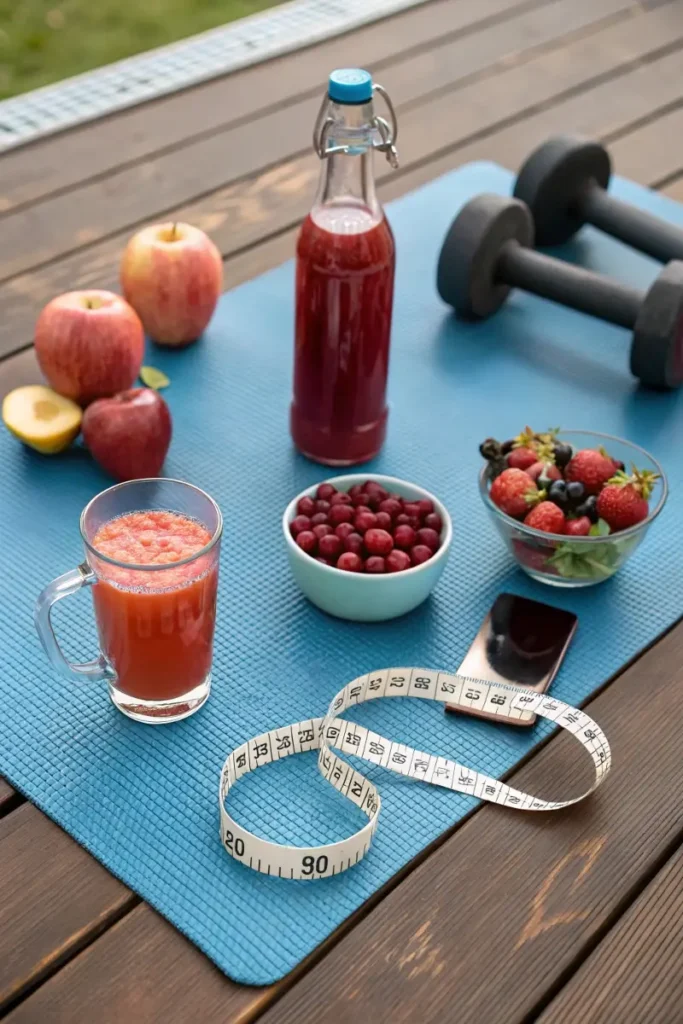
[1,162,682,984]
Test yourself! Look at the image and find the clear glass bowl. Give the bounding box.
[479,430,668,588]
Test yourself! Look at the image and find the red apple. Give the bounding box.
[82,388,172,481]
[120,222,223,346]
[35,290,144,406]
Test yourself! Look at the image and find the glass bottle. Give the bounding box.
[291,68,399,466]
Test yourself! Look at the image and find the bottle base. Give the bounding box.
[290,405,387,466]
[108,673,211,724]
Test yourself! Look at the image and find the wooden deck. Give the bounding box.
[2,0,683,1019]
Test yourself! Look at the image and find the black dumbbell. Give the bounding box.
[436,193,683,390]
[514,134,683,261]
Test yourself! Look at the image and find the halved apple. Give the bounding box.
[2,385,82,454]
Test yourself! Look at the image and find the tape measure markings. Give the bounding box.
[220,668,610,880]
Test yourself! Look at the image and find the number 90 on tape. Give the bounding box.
[219,668,610,880]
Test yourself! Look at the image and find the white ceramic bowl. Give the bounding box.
[283,474,452,622]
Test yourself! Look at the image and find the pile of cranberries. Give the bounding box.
[290,480,443,573]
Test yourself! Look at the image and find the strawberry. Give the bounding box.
[490,468,540,518]
[565,516,592,536]
[596,467,659,531]
[526,461,562,483]
[511,538,557,575]
[565,448,615,495]
[524,501,566,534]
[507,447,538,471]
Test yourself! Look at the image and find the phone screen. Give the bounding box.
[446,593,578,726]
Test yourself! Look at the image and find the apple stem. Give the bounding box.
[170,222,177,240]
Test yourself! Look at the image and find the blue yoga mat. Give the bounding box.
[1,163,682,984]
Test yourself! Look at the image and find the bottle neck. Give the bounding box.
[312,99,381,232]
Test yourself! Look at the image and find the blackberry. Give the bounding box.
[501,439,515,455]
[479,437,503,461]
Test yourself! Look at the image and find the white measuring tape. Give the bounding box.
[219,667,611,880]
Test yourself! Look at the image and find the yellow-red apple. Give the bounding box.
[82,388,172,481]
[35,290,144,406]
[120,222,223,346]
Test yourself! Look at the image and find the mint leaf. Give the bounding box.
[140,366,170,390]
[589,519,610,537]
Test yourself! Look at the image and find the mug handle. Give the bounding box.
[34,563,112,682]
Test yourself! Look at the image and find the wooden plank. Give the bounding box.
[0,0,679,362]
[538,845,683,1023]
[3,903,268,1024]
[0,0,637,284]
[0,780,18,815]
[0,804,136,1012]
[607,105,683,188]
[661,175,683,202]
[0,0,538,214]
[256,621,683,1024]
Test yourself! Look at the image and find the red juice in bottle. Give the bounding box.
[291,69,398,465]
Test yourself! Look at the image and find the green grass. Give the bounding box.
[0,0,283,100]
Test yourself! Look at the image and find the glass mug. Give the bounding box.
[35,479,222,724]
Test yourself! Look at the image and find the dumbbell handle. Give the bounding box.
[580,184,683,264]
[497,242,642,328]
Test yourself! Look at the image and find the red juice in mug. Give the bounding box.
[92,510,218,702]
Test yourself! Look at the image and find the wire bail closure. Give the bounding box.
[313,82,399,168]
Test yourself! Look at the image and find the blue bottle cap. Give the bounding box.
[328,68,373,104]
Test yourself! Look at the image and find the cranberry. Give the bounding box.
[352,492,371,507]
[355,510,378,533]
[315,499,331,515]
[296,530,317,554]
[297,496,316,517]
[387,492,403,503]
[335,522,355,541]
[365,493,382,511]
[394,524,416,550]
[364,556,386,574]
[319,533,343,560]
[290,515,311,537]
[402,502,421,519]
[424,512,443,533]
[343,532,364,556]
[329,504,354,526]
[337,551,363,572]
[416,527,440,552]
[330,492,353,506]
[313,524,333,540]
[311,512,329,527]
[316,483,336,500]
[398,513,420,530]
[418,499,434,517]
[386,549,411,573]
[365,528,394,556]
[376,511,392,531]
[378,498,403,520]
[353,505,372,516]
[364,481,388,500]
[348,484,364,499]
[410,544,433,566]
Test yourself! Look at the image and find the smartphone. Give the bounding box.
[445,593,578,727]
